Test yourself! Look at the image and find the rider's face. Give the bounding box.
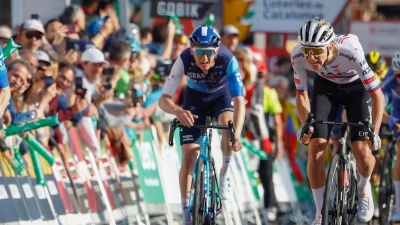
[191,46,219,72]
[302,46,328,70]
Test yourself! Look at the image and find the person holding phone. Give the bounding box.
[34,50,52,79]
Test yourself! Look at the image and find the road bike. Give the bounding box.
[300,113,375,225]
[169,117,235,225]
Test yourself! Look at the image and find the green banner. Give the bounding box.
[239,146,261,200]
[131,129,165,203]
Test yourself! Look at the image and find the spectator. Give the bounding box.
[19,49,39,76]
[35,50,53,79]
[220,24,240,52]
[171,34,188,61]
[140,27,152,52]
[59,4,86,37]
[81,0,100,30]
[16,19,45,51]
[41,19,67,62]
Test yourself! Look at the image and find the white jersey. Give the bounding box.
[291,34,380,93]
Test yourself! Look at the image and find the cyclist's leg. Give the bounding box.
[214,86,235,200]
[346,84,375,221]
[179,89,207,223]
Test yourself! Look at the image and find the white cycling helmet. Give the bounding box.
[298,17,335,47]
[392,49,400,72]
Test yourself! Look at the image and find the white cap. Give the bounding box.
[221,24,239,36]
[35,50,51,65]
[81,47,109,65]
[23,19,45,34]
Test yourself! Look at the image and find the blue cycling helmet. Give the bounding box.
[189,25,220,47]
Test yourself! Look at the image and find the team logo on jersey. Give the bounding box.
[363,76,376,85]
[333,69,340,72]
[339,53,356,62]
[331,65,338,68]
[362,67,372,76]
[294,78,300,84]
[291,52,304,61]
[359,58,367,67]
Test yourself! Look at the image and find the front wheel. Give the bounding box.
[322,154,344,225]
[379,149,394,225]
[192,158,206,225]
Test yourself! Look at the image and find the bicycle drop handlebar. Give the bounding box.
[169,118,236,147]
[301,113,376,149]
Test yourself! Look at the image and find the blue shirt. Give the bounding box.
[381,69,400,118]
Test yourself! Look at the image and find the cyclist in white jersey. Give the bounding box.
[292,18,385,225]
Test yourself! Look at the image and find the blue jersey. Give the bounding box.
[163,45,243,98]
[381,71,400,118]
[0,46,9,88]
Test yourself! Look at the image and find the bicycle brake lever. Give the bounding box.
[301,113,314,140]
[228,120,235,146]
[169,118,179,146]
[364,119,375,150]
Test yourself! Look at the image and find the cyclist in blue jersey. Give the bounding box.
[158,25,245,224]
[0,46,10,116]
[382,49,400,222]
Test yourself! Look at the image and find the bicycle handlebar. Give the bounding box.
[301,113,375,149]
[168,118,235,147]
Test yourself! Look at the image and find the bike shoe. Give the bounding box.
[219,173,233,200]
[357,184,374,222]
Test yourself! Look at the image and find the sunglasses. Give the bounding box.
[193,48,216,57]
[25,32,43,40]
[301,46,325,57]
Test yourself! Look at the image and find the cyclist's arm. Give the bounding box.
[291,65,310,125]
[0,47,10,116]
[226,56,245,138]
[352,47,385,133]
[158,57,185,114]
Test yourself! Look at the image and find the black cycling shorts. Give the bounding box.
[180,85,234,145]
[310,76,372,142]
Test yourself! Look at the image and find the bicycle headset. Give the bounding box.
[297,17,336,66]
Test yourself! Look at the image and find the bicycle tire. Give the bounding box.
[192,158,206,225]
[343,159,357,225]
[209,158,217,225]
[379,148,394,225]
[322,154,344,225]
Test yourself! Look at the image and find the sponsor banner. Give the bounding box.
[350,20,400,57]
[249,0,349,33]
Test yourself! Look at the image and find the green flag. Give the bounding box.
[3,38,20,59]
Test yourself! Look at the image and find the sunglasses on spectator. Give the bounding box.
[301,46,326,57]
[25,32,43,40]
[58,73,73,85]
[38,66,47,72]
[193,48,217,57]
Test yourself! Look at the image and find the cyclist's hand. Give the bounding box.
[366,133,381,151]
[229,137,242,152]
[175,109,198,127]
[296,126,314,145]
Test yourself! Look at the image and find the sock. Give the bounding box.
[395,181,400,208]
[357,174,371,192]
[181,198,190,223]
[312,186,325,219]
[371,184,379,204]
[220,154,232,175]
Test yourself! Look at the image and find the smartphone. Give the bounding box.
[66,24,76,34]
[103,67,114,76]
[44,76,54,88]
[131,88,138,105]
[31,14,39,20]
[75,77,87,98]
[104,15,110,22]
[66,38,76,52]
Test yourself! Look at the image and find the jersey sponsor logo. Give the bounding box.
[214,64,223,69]
[339,52,356,62]
[291,52,304,61]
[294,78,300,84]
[363,76,376,85]
[362,67,372,76]
[0,55,4,71]
[331,65,339,68]
[359,58,367,67]
[187,72,206,79]
[333,69,340,72]
[291,62,295,66]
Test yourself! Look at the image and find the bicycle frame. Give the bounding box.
[169,118,235,223]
